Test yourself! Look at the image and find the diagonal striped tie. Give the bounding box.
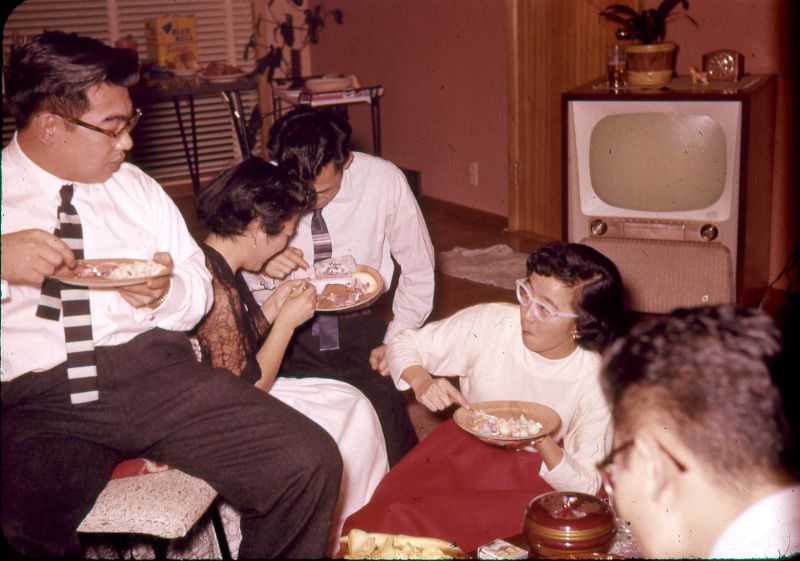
[35,184,99,405]
[311,209,340,351]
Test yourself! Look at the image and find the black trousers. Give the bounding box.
[280,310,418,466]
[0,328,342,559]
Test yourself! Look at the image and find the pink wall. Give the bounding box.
[309,0,509,216]
[312,0,794,280]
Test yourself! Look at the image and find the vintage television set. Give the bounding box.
[563,75,776,313]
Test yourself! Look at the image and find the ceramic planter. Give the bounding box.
[625,42,677,87]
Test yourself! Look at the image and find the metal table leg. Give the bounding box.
[221,89,250,158]
[172,95,201,195]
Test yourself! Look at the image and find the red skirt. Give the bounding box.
[343,419,552,552]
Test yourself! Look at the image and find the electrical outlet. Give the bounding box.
[468,162,479,187]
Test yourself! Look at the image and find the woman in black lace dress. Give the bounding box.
[193,157,389,552]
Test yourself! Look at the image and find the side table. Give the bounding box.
[131,75,257,195]
[271,79,384,156]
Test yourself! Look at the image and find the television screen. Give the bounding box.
[571,100,742,222]
[589,113,727,212]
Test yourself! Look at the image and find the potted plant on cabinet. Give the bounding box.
[600,0,697,87]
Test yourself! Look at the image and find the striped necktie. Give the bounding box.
[35,184,99,405]
[311,209,340,351]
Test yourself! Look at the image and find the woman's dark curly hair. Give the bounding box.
[196,157,315,237]
[527,242,624,351]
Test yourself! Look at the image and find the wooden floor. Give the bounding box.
[376,196,552,322]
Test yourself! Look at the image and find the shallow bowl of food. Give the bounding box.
[51,258,171,288]
[453,400,561,448]
[315,264,384,313]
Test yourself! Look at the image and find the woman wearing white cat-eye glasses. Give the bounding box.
[346,242,626,548]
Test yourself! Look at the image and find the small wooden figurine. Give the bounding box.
[689,65,709,87]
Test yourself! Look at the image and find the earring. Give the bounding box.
[571,330,580,340]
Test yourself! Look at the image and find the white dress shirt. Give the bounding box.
[387,302,613,494]
[1,135,212,381]
[710,485,800,558]
[245,151,435,344]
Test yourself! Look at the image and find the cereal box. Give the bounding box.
[144,15,198,70]
[477,538,528,559]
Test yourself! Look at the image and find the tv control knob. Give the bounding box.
[590,219,608,236]
[700,224,719,241]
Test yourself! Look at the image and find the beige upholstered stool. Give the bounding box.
[78,468,232,559]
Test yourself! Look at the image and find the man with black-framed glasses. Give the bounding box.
[1,31,341,558]
[600,305,799,558]
[54,107,143,140]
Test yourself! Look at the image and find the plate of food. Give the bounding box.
[198,61,247,83]
[170,67,199,77]
[338,529,464,559]
[50,258,171,288]
[453,400,561,448]
[311,256,384,313]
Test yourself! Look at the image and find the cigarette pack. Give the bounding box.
[477,538,528,559]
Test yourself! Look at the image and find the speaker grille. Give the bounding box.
[581,237,734,314]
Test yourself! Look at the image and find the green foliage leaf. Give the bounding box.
[279,15,295,47]
[599,0,693,44]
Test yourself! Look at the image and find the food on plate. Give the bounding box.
[317,271,377,308]
[467,409,543,439]
[73,261,117,278]
[340,529,462,559]
[312,256,380,308]
[314,255,357,278]
[311,255,357,292]
[202,61,244,76]
[166,49,199,72]
[73,260,169,280]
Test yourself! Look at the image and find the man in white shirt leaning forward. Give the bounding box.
[248,108,436,466]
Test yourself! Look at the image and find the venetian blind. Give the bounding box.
[2,0,258,188]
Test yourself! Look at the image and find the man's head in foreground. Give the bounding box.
[599,305,795,557]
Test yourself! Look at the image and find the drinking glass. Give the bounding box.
[607,45,627,90]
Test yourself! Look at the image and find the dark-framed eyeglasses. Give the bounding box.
[597,438,688,497]
[596,439,634,497]
[56,108,142,141]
